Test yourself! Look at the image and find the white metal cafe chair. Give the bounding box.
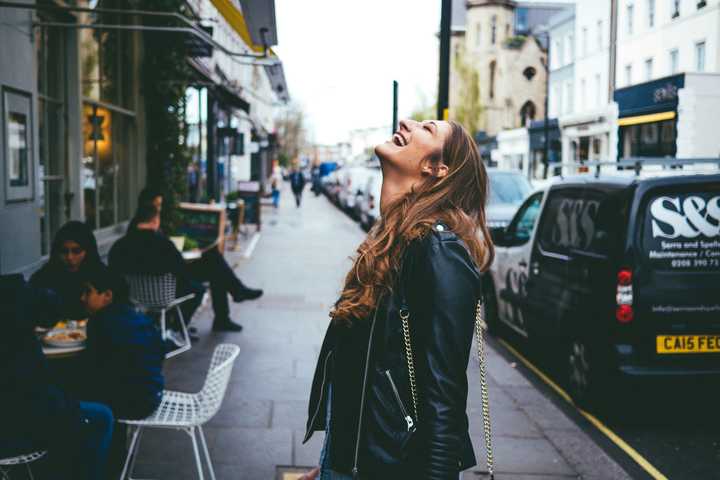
[118,343,240,480]
[125,273,196,359]
[0,450,46,480]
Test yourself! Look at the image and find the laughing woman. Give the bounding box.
[302,120,495,480]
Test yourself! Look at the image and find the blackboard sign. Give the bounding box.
[176,203,226,251]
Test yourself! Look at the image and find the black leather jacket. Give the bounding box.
[304,225,481,479]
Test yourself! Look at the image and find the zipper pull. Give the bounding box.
[404,414,415,432]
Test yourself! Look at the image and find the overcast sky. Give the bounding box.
[274,0,442,145]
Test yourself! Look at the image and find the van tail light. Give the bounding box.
[615,267,634,324]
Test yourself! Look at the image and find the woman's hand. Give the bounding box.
[298,466,320,480]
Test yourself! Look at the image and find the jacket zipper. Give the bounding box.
[384,370,416,432]
[303,350,334,443]
[352,307,380,480]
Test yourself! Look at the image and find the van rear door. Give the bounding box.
[633,177,720,361]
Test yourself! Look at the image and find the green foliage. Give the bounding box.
[142,0,194,234]
[504,35,527,49]
[451,44,483,136]
[275,103,307,166]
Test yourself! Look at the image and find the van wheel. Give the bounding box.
[566,337,608,409]
[482,280,501,336]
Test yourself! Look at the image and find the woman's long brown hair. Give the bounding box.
[331,121,495,325]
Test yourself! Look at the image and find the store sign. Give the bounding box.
[644,192,720,271]
[653,83,678,103]
[615,73,685,117]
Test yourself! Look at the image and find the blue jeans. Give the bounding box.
[76,401,115,479]
[0,401,113,480]
[319,385,353,480]
[272,189,280,208]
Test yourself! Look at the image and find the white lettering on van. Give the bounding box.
[650,195,720,239]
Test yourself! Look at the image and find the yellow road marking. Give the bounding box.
[497,339,669,480]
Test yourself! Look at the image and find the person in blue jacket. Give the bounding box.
[0,274,114,480]
[81,264,165,420]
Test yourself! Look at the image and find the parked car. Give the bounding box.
[338,167,375,216]
[358,168,382,231]
[486,169,534,240]
[483,172,720,407]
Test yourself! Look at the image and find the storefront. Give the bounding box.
[614,73,720,161]
[496,127,529,177]
[528,119,561,178]
[614,74,683,160]
[559,102,619,168]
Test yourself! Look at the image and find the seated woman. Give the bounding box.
[0,274,113,480]
[30,221,104,320]
[81,264,165,420]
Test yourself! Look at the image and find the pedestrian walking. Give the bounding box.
[271,162,283,209]
[301,119,495,479]
[289,163,306,207]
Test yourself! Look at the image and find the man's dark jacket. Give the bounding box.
[109,229,189,280]
[304,226,481,479]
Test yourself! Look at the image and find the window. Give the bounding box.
[488,172,532,205]
[648,0,656,27]
[523,66,537,80]
[80,24,136,229]
[507,192,543,245]
[696,41,706,71]
[625,63,633,86]
[580,78,587,109]
[539,190,600,254]
[671,0,680,18]
[552,39,561,68]
[491,15,497,45]
[582,26,588,56]
[36,20,68,254]
[475,22,482,47]
[597,20,603,49]
[489,60,497,99]
[566,34,574,63]
[566,80,574,113]
[552,85,561,117]
[520,101,536,126]
[627,3,634,34]
[669,48,679,73]
[645,57,654,80]
[594,74,601,106]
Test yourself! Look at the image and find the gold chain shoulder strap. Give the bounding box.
[399,300,494,478]
[475,300,495,479]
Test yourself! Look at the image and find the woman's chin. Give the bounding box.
[374,142,394,161]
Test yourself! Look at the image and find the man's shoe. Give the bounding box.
[231,287,263,302]
[212,319,243,332]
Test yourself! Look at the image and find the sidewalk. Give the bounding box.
[133,186,631,480]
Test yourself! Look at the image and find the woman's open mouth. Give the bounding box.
[392,132,407,147]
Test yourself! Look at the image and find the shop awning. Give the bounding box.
[618,111,675,127]
[209,0,277,55]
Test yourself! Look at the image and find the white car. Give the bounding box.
[338,167,375,213]
[358,168,382,230]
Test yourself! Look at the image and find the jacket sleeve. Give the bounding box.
[411,236,480,479]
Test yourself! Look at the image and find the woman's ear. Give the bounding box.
[421,162,449,178]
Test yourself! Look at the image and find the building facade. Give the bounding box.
[614,0,720,160]
[559,0,618,167]
[0,0,286,275]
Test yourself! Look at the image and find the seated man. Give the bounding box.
[81,265,165,420]
[110,202,257,332]
[0,274,113,480]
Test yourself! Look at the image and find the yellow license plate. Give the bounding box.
[657,335,720,354]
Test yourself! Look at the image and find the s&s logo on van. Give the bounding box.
[650,195,720,239]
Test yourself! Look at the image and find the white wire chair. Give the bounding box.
[118,343,241,480]
[0,450,46,480]
[125,273,196,359]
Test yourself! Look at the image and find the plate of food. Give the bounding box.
[43,329,87,348]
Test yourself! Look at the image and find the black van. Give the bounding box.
[484,172,720,406]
